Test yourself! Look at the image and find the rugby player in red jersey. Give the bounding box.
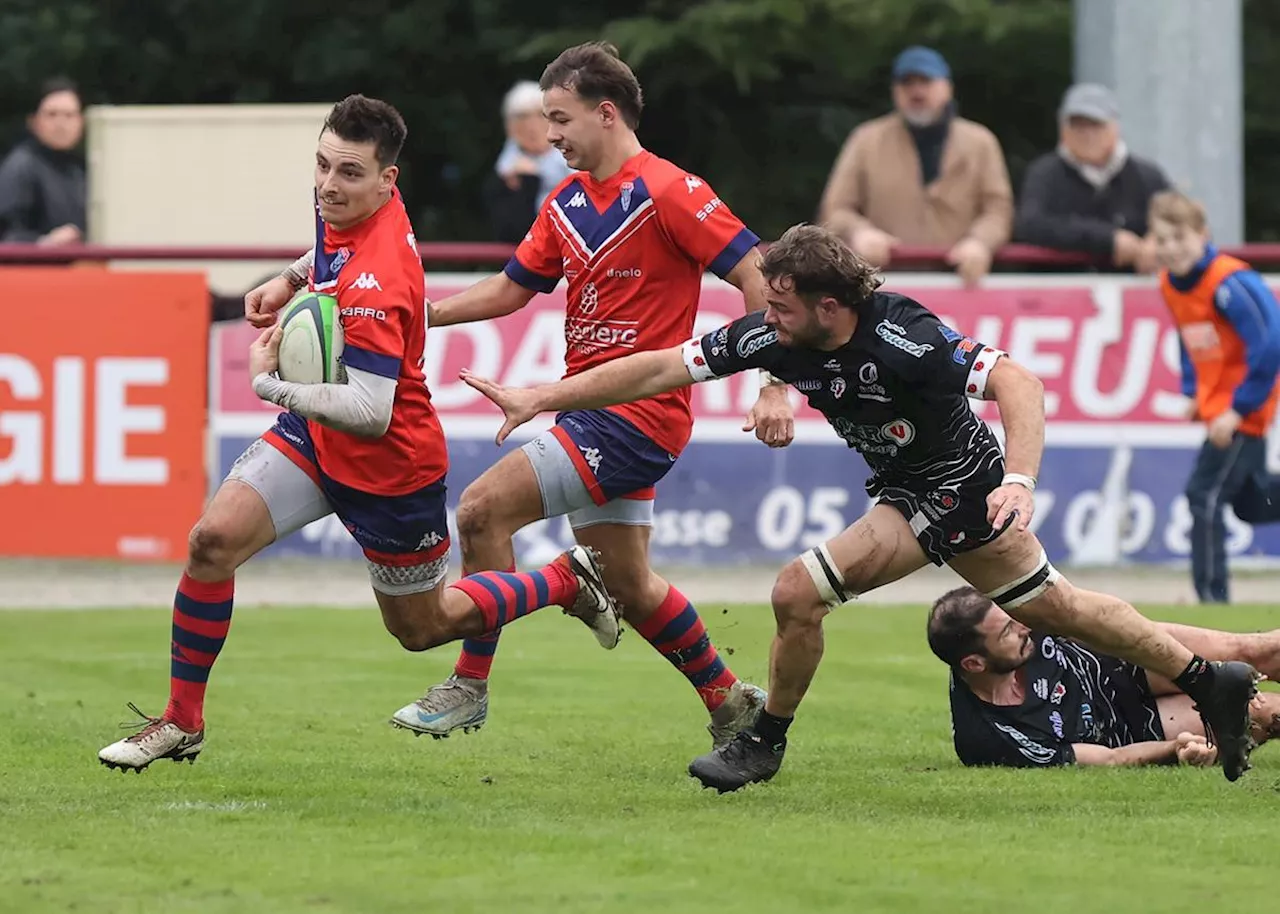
[98,95,620,772]
[387,43,794,747]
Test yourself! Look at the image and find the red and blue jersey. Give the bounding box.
[504,150,759,456]
[307,188,447,494]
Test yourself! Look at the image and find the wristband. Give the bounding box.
[759,370,785,389]
[1002,472,1037,492]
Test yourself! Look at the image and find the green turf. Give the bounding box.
[2,601,1277,914]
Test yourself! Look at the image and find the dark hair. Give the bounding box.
[35,77,80,112]
[926,586,994,668]
[540,42,644,129]
[761,223,883,309]
[322,94,407,168]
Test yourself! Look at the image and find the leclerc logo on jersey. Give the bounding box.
[351,272,382,291]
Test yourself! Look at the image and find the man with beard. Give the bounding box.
[930,585,1280,768]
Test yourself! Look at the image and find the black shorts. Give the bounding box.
[872,468,1007,565]
[1094,655,1166,746]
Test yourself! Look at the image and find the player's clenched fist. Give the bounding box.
[245,274,297,328]
[986,483,1034,533]
[1174,731,1218,767]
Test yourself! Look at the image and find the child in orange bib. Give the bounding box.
[1151,190,1280,602]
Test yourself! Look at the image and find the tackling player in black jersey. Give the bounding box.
[458,223,1262,792]
[930,586,1280,769]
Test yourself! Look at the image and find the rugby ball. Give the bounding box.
[276,290,346,384]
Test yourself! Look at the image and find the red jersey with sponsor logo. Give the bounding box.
[504,150,759,455]
[307,188,447,494]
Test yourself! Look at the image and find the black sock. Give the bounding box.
[753,710,792,748]
[1174,655,1216,702]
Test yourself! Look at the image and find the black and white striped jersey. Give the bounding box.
[681,291,1007,493]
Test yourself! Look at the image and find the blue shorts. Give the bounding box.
[246,411,451,594]
[520,409,677,528]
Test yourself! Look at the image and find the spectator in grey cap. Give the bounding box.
[818,45,1012,286]
[1014,83,1170,272]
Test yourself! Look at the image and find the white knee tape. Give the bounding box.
[800,543,855,610]
[985,550,1062,610]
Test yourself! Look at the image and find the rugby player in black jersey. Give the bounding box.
[457,223,1262,792]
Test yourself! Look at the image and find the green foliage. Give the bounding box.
[0,0,1273,241]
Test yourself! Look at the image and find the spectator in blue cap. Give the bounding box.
[819,46,1012,286]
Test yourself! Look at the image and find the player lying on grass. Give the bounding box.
[929,586,1280,768]
[457,221,1263,792]
[98,95,621,773]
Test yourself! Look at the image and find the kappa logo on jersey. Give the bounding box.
[1033,678,1049,700]
[416,530,444,551]
[1050,682,1067,705]
[351,272,382,291]
[1215,283,1231,311]
[685,175,703,194]
[876,319,934,358]
[736,324,778,358]
[579,281,599,315]
[567,191,588,208]
[579,445,603,472]
[830,377,846,399]
[620,181,634,212]
[858,362,877,384]
[881,418,915,446]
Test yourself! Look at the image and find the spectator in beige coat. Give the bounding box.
[818,47,1013,285]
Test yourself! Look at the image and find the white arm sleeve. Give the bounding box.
[282,249,316,289]
[252,365,396,437]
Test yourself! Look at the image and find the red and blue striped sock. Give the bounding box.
[633,585,738,711]
[163,573,233,731]
[454,565,514,681]
[448,558,579,633]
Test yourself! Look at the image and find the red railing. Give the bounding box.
[4,241,1280,268]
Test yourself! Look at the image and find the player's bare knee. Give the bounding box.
[771,560,827,630]
[187,520,240,577]
[456,487,512,552]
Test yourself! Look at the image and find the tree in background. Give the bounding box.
[0,0,1274,242]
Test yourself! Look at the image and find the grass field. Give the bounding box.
[2,600,1277,914]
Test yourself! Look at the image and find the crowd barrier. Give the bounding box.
[6,260,1280,567]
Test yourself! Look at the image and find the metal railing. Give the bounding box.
[4,241,1280,268]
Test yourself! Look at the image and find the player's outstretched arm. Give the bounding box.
[429,273,536,327]
[462,347,694,445]
[984,358,1046,532]
[1072,733,1216,767]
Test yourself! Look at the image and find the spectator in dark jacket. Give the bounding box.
[0,78,87,244]
[482,81,573,244]
[1014,84,1170,273]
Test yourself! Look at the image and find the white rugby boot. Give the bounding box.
[98,703,204,772]
[559,545,623,649]
[707,681,768,749]
[390,675,489,738]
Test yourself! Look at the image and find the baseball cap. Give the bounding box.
[1059,83,1119,122]
[892,46,951,82]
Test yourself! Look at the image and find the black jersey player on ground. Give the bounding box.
[929,586,1280,768]
[456,223,1262,791]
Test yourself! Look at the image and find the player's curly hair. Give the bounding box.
[926,586,995,668]
[761,223,883,309]
[323,94,407,168]
[540,42,644,129]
